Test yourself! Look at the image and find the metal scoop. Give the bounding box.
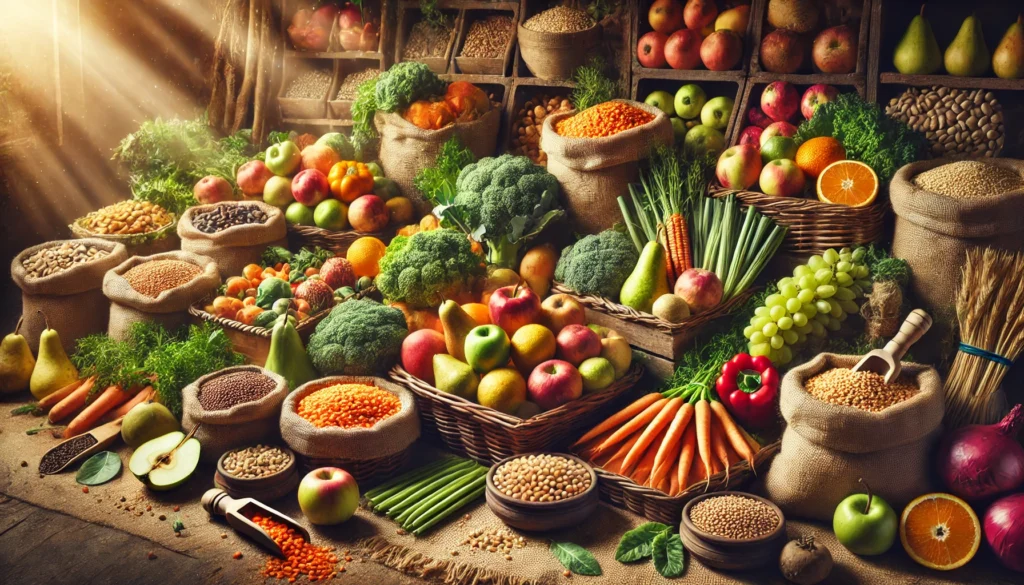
[852,309,932,383]
[201,488,309,558]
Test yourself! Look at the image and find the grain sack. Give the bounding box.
[763,353,943,521]
[177,201,286,279]
[891,159,1024,312]
[103,251,220,341]
[11,239,129,354]
[374,108,501,213]
[542,100,673,234]
[182,366,289,462]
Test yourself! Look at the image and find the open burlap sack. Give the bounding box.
[763,353,943,521]
[374,108,501,214]
[11,239,129,354]
[103,251,220,341]
[181,365,289,462]
[542,100,673,234]
[177,201,286,279]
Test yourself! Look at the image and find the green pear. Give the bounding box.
[264,317,318,391]
[29,317,78,400]
[0,317,35,394]
[893,5,942,75]
[122,401,180,448]
[944,14,990,77]
[439,300,477,362]
[619,241,671,314]
[993,15,1024,79]
[433,354,478,401]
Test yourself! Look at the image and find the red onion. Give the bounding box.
[984,493,1024,572]
[935,404,1024,502]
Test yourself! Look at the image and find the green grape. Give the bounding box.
[797,289,815,303]
[792,312,808,327]
[850,283,864,297]
[853,247,866,262]
[814,313,831,326]
[770,335,784,349]
[835,272,854,286]
[839,299,860,314]
[780,282,799,298]
[782,330,799,345]
[839,253,853,264]
[765,294,786,308]
[802,302,818,318]
[840,247,851,256]
[750,331,767,344]
[750,342,771,357]
[777,316,794,330]
[778,277,796,289]
[815,268,834,285]
[785,298,802,313]
[836,261,853,273]
[799,275,817,290]
[796,331,807,345]
[855,278,872,290]
[794,265,813,278]
[810,321,827,338]
[751,316,771,329]
[808,255,826,270]
[823,249,840,265]
[796,323,813,336]
[816,284,837,299]
[762,322,779,337]
[755,306,770,318]
[826,317,842,331]
[769,305,787,321]
[834,286,856,301]
[743,325,758,338]
[815,299,832,314]
[854,265,870,279]
[828,299,843,318]
[836,310,848,322]
[779,346,793,365]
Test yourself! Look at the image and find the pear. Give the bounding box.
[29,315,78,400]
[894,5,942,75]
[619,242,671,314]
[0,317,35,394]
[122,401,180,448]
[993,15,1024,79]
[439,300,476,361]
[433,354,478,401]
[264,317,318,391]
[945,14,990,77]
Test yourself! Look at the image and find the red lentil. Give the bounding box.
[123,260,201,297]
[555,102,653,138]
[297,383,401,429]
[253,515,339,581]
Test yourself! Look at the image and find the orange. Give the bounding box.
[346,236,387,278]
[461,303,491,326]
[795,137,846,178]
[899,493,981,571]
[816,160,879,207]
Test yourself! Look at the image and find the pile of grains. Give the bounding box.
[253,515,340,581]
[555,101,653,138]
[297,383,401,428]
[222,445,292,479]
[460,527,527,560]
[523,6,594,33]
[284,69,333,99]
[39,435,98,474]
[492,454,592,503]
[21,242,110,278]
[461,15,514,58]
[403,20,453,59]
[885,86,1004,157]
[689,495,780,539]
[199,370,277,411]
[335,68,379,100]
[510,94,573,165]
[122,260,202,297]
[913,160,1024,198]
[192,204,269,233]
[805,367,918,412]
[79,200,173,235]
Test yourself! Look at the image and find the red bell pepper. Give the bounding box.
[715,353,779,429]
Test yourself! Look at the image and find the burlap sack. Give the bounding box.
[177,201,286,279]
[763,353,943,521]
[102,251,221,341]
[280,376,419,461]
[181,365,289,462]
[11,239,129,354]
[891,158,1024,312]
[374,108,501,213]
[542,99,673,234]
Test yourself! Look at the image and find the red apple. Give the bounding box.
[700,30,743,71]
[539,294,586,334]
[747,106,773,129]
[347,194,389,232]
[488,284,541,337]
[527,359,583,411]
[716,144,762,190]
[674,268,723,314]
[684,0,717,31]
[555,324,601,367]
[337,3,362,30]
[760,29,805,74]
[648,0,684,35]
[401,329,447,384]
[637,32,668,68]
[300,144,341,176]
[737,125,763,146]
[236,161,274,198]
[759,159,806,197]
[801,84,839,120]
[291,168,329,207]
[813,25,857,74]
[194,175,235,204]
[664,29,702,70]
[760,81,800,122]
[759,121,798,147]
[297,467,359,526]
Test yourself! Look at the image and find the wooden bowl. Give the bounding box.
[485,453,599,532]
[215,445,300,501]
[680,491,787,571]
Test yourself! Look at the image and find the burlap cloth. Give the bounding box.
[177,201,287,280]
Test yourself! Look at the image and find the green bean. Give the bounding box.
[406,474,487,532]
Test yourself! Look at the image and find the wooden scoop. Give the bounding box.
[38,417,123,475]
[852,309,932,383]
[202,488,309,558]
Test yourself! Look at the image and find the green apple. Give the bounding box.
[263,175,294,208]
[700,96,735,130]
[128,431,200,491]
[644,90,675,117]
[265,140,301,176]
[833,481,898,556]
[670,117,687,142]
[578,357,615,393]
[464,324,511,374]
[683,125,725,157]
[760,136,798,164]
[285,201,315,226]
[674,84,707,119]
[314,198,349,230]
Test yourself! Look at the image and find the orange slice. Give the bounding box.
[899,493,981,571]
[816,160,879,207]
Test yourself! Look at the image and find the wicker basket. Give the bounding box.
[300,450,411,481]
[286,224,396,255]
[69,214,180,257]
[550,283,754,362]
[389,362,645,465]
[188,299,331,366]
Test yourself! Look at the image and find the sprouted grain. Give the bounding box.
[492,454,592,503]
[805,367,918,412]
[689,495,779,539]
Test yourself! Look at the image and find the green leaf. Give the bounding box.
[652,531,685,579]
[76,451,121,486]
[615,522,671,562]
[550,541,602,576]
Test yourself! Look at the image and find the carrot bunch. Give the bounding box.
[29,375,156,437]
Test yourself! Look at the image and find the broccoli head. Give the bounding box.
[375,61,447,112]
[307,299,408,376]
[555,229,640,301]
[375,228,485,309]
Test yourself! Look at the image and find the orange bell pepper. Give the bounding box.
[328,161,375,203]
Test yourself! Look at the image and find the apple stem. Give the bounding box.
[37,310,50,331]
[513,279,522,298]
[859,477,872,515]
[14,316,23,336]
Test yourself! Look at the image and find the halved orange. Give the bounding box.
[816,160,879,207]
[899,493,981,571]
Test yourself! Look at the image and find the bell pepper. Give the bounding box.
[715,353,779,429]
[328,161,374,203]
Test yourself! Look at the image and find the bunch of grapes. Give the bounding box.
[743,247,871,365]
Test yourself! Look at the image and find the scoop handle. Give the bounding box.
[883,309,932,363]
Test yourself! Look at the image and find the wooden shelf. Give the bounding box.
[282,118,353,127]
[511,76,575,88]
[632,67,747,84]
[285,49,385,61]
[879,73,1024,91]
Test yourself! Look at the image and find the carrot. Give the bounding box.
[668,458,680,496]
[102,386,155,422]
[651,403,694,487]
[599,430,644,475]
[64,385,132,438]
[740,424,762,452]
[48,377,98,423]
[694,399,713,484]
[631,426,668,486]
[676,422,698,491]
[590,397,670,458]
[710,400,757,468]
[710,415,733,486]
[37,378,87,411]
[688,450,708,487]
[572,393,661,447]
[621,397,682,476]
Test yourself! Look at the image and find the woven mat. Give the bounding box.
[0,399,1014,585]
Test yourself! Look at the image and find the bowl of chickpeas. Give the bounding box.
[485,452,598,532]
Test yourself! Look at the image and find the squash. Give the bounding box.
[403,100,456,130]
[445,81,490,121]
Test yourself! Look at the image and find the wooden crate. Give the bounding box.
[731,77,865,145]
[450,2,519,76]
[631,72,747,146]
[327,59,382,121]
[631,0,756,77]
[394,1,461,74]
[277,57,332,120]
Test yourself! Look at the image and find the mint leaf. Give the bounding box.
[615,522,671,562]
[550,541,601,576]
[75,451,121,486]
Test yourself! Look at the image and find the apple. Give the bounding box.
[527,359,583,411]
[263,175,294,208]
[540,293,586,334]
[637,32,668,68]
[761,81,800,122]
[464,324,511,374]
[674,268,723,313]
[648,0,684,35]
[683,0,717,31]
[488,284,541,337]
[813,25,857,74]
[314,198,349,230]
[337,3,362,29]
[671,117,687,142]
[801,84,839,120]
[700,30,742,71]
[194,175,235,205]
[128,431,200,491]
[715,5,749,35]
[760,29,805,74]
[760,135,798,164]
[579,357,616,393]
[716,144,762,190]
[737,125,763,146]
[747,106,773,129]
[674,84,707,119]
[700,96,734,130]
[300,144,341,175]
[682,125,725,157]
[236,160,274,198]
[285,201,315,226]
[644,90,675,116]
[588,325,632,379]
[297,467,359,526]
[555,324,601,367]
[401,329,447,384]
[348,194,389,232]
[291,168,329,207]
[665,28,702,70]
[759,121,798,147]
[832,481,898,556]
[510,324,556,375]
[759,159,806,197]
[265,140,301,176]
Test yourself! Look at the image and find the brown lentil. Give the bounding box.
[403,19,453,59]
[492,454,591,503]
[689,495,779,539]
[805,367,918,412]
[122,260,202,297]
[523,6,594,33]
[461,527,527,556]
[222,444,292,479]
[21,242,110,278]
[78,200,173,235]
[284,68,332,99]
[199,370,277,411]
[913,160,1024,198]
[297,383,401,428]
[555,102,654,138]
[335,68,379,100]
[461,15,514,59]
[39,434,98,474]
[192,204,269,233]
[511,94,573,165]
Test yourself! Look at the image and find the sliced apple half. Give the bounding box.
[128,431,201,491]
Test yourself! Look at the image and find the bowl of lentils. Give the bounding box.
[680,491,786,570]
[485,453,598,532]
[216,444,299,501]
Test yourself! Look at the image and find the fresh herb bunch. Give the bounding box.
[571,57,617,112]
[863,244,911,287]
[419,0,449,29]
[414,136,476,230]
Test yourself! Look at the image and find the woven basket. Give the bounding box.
[550,283,754,362]
[69,214,180,256]
[286,224,396,254]
[300,450,411,482]
[389,362,645,465]
[188,299,331,366]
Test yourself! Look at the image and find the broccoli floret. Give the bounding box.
[375,229,486,309]
[375,61,446,112]
[448,154,563,268]
[555,229,640,301]
[306,299,408,376]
